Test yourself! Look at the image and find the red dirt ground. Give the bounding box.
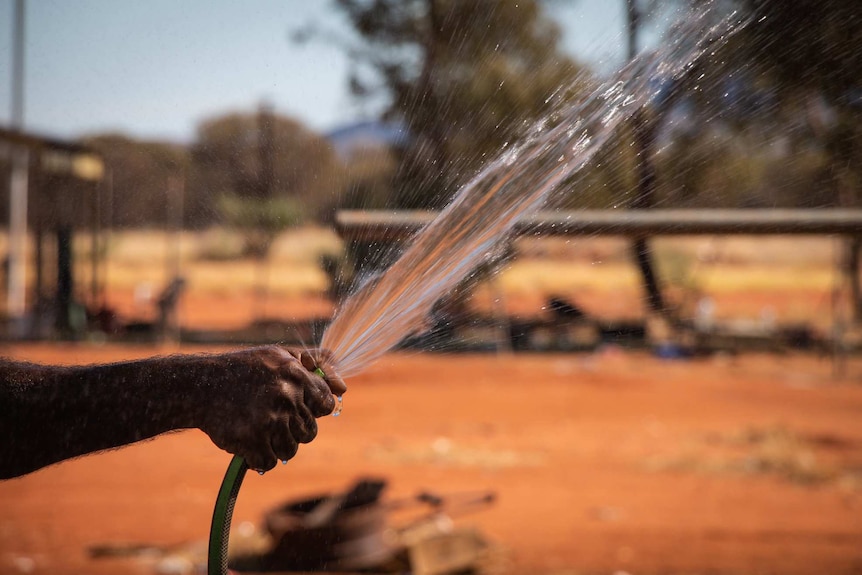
[1,341,861,575]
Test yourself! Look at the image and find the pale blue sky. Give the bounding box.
[0,1,666,143]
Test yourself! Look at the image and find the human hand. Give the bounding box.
[189,346,346,472]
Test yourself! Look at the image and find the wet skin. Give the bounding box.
[0,346,347,479]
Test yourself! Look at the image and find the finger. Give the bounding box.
[304,375,336,417]
[308,349,348,395]
[289,405,319,444]
[257,345,301,373]
[322,370,348,396]
[278,359,334,415]
[299,350,317,373]
[280,358,317,389]
[283,347,303,361]
[269,399,316,443]
[270,418,300,462]
[243,441,278,473]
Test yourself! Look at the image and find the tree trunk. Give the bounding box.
[412,0,451,208]
[849,236,861,323]
[627,0,666,316]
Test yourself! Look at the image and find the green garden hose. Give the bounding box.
[207,367,331,575]
[207,454,248,575]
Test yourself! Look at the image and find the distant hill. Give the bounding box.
[326,120,409,158]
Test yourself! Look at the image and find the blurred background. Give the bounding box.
[1,1,861,574]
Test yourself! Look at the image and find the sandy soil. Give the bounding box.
[1,342,861,575]
[1,232,860,573]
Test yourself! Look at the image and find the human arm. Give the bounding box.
[0,346,347,480]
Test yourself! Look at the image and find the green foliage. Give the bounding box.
[189,109,345,222]
[84,134,189,227]
[82,108,351,229]
[337,145,398,211]
[743,0,862,207]
[732,0,861,103]
[334,0,584,208]
[663,0,862,208]
[216,194,304,258]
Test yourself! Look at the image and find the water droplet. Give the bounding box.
[281,460,288,465]
[258,470,265,476]
[318,5,742,378]
[332,395,344,417]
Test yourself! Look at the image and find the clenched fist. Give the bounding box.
[192,346,346,472]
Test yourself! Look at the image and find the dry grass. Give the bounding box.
[101,226,341,292]
[0,228,846,331]
[644,424,862,489]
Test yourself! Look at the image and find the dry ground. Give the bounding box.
[1,347,861,575]
[1,230,861,574]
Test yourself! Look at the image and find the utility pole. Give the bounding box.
[7,0,29,332]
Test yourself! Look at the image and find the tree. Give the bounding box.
[736,0,861,206]
[732,0,861,107]
[188,107,343,318]
[84,134,188,228]
[215,194,304,259]
[338,144,398,211]
[732,0,862,319]
[332,0,584,208]
[188,107,344,223]
[663,0,862,207]
[619,0,861,322]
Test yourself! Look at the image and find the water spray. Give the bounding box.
[206,6,745,572]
